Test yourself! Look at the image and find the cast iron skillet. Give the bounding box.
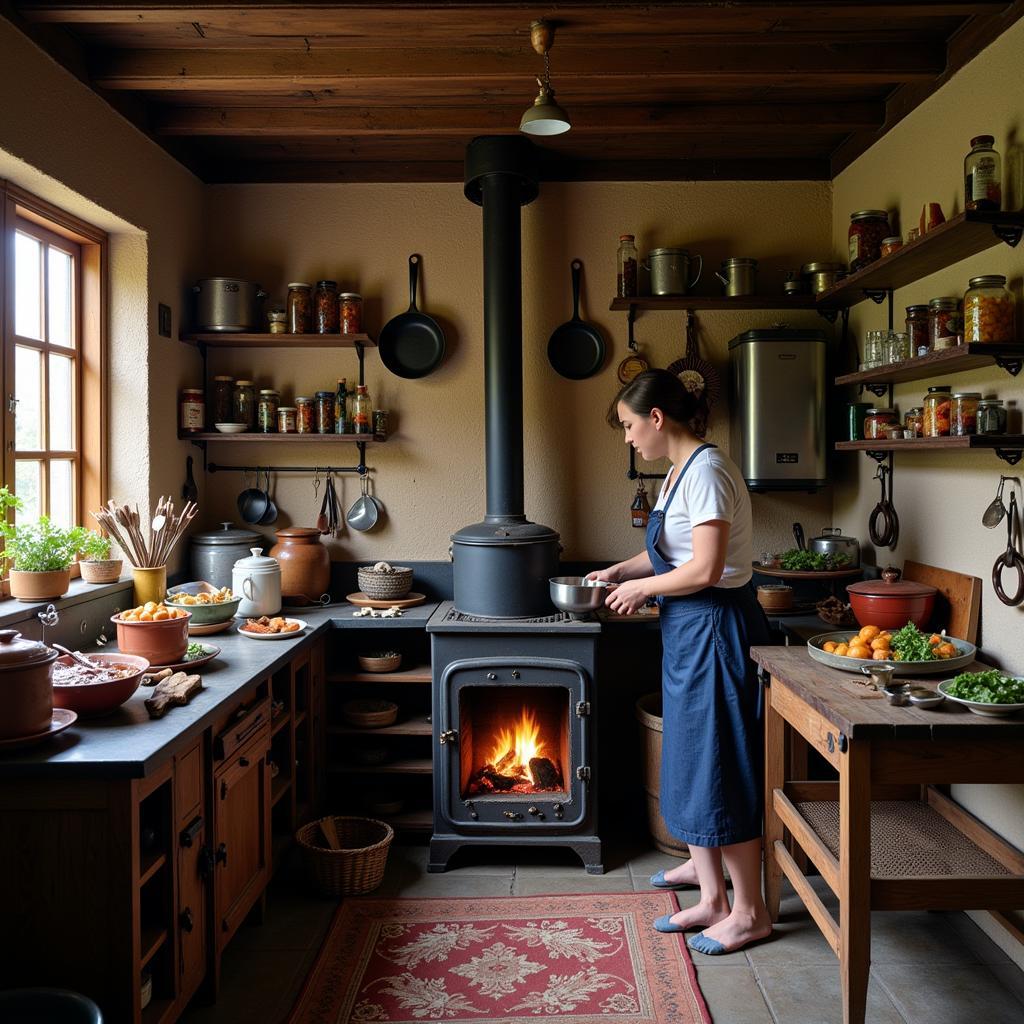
[548,260,605,380]
[378,254,446,379]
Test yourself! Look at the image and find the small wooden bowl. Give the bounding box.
[342,698,398,729]
[358,652,402,673]
[757,584,794,611]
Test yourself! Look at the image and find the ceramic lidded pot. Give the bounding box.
[269,527,330,604]
[846,578,937,631]
[232,547,282,617]
[0,629,58,739]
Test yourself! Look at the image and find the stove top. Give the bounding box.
[426,602,601,634]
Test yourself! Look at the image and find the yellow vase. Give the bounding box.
[132,565,167,607]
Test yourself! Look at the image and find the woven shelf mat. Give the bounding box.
[796,800,1012,879]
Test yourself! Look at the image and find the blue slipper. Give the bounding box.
[653,914,688,933]
[687,933,727,955]
[649,869,696,890]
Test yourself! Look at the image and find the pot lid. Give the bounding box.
[847,579,936,598]
[192,522,262,547]
[451,519,560,546]
[233,547,279,571]
[0,629,58,669]
[813,527,858,543]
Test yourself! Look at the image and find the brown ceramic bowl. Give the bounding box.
[111,611,191,665]
[52,653,149,717]
[846,579,936,631]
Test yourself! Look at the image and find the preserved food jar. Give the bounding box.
[211,375,234,424]
[904,407,924,437]
[295,396,314,434]
[373,409,389,437]
[617,234,638,297]
[922,386,952,437]
[233,380,255,429]
[951,391,981,436]
[880,236,903,258]
[286,282,311,334]
[964,135,1001,211]
[339,292,362,334]
[352,383,372,434]
[257,389,279,433]
[268,307,287,334]
[314,280,339,334]
[864,407,898,440]
[179,388,205,433]
[848,209,889,271]
[847,402,872,441]
[978,399,1007,435]
[905,305,929,356]
[315,390,335,433]
[277,406,297,434]
[963,274,1015,343]
[928,297,961,350]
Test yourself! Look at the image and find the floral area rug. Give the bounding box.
[288,892,712,1024]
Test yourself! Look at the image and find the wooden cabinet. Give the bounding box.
[174,741,207,1007]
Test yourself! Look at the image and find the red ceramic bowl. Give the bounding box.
[846,580,936,631]
[112,611,191,665]
[52,653,149,717]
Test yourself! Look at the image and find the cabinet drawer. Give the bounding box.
[214,697,271,767]
[175,741,203,824]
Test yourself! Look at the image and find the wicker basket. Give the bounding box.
[342,698,398,728]
[357,566,413,601]
[80,559,123,584]
[296,816,394,896]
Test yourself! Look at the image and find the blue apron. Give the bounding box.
[648,444,769,847]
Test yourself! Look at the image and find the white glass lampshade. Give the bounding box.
[519,85,571,136]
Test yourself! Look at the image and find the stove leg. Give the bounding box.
[571,837,605,875]
[428,836,462,873]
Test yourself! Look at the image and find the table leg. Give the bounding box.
[839,741,871,1024]
[763,681,785,922]
[787,730,810,872]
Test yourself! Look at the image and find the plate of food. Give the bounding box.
[807,621,976,676]
[937,671,1024,717]
[756,549,859,579]
[149,642,221,672]
[238,616,307,639]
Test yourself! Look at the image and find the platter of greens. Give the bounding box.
[757,548,860,579]
[807,623,976,676]
[937,671,1024,717]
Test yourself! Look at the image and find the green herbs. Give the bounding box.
[890,622,937,662]
[185,642,207,660]
[778,549,850,571]
[0,486,88,573]
[78,530,112,562]
[946,671,1024,704]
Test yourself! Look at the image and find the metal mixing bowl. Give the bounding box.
[549,576,612,618]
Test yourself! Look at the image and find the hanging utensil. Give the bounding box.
[346,472,380,532]
[630,478,650,528]
[326,471,338,536]
[868,463,899,550]
[992,490,1024,606]
[548,260,606,380]
[616,311,649,384]
[378,254,446,379]
[792,522,806,551]
[238,468,269,525]
[982,475,1018,529]
[182,455,199,503]
[258,468,278,526]
[665,312,721,435]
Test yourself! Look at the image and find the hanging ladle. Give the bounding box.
[346,472,379,532]
[983,475,1019,529]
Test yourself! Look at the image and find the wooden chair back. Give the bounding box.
[902,560,982,645]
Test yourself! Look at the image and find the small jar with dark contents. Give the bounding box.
[315,390,335,433]
[314,280,339,334]
[257,389,280,433]
[287,282,312,334]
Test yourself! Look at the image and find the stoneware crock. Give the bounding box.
[112,611,191,665]
[269,527,330,603]
[846,578,936,630]
[0,629,58,739]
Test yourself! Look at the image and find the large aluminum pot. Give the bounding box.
[809,527,860,568]
[193,278,266,332]
[190,521,262,589]
[643,247,703,296]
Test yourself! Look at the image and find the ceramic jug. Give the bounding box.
[232,547,282,617]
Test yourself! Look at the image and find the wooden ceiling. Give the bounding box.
[7,2,1024,183]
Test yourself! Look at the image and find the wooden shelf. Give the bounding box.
[328,717,432,737]
[328,664,432,684]
[610,295,815,312]
[817,210,1024,309]
[180,331,375,348]
[837,435,1024,455]
[139,925,168,969]
[270,711,291,737]
[836,343,1024,387]
[141,997,175,1024]
[178,431,386,442]
[271,775,292,807]
[330,757,433,775]
[138,851,167,888]
[384,807,433,831]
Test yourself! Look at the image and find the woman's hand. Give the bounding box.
[586,567,618,584]
[605,577,651,615]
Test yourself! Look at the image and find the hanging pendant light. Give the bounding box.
[519,20,571,136]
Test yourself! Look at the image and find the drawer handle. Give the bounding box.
[179,815,203,848]
[234,711,265,745]
[239,756,250,768]
[215,842,228,867]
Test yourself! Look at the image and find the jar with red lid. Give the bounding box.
[179,388,205,433]
[314,280,339,334]
[848,209,889,271]
[864,407,898,440]
[922,386,952,437]
[339,292,363,334]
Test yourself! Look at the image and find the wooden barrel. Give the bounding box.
[635,692,688,856]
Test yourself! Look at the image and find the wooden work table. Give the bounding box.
[750,646,1024,1024]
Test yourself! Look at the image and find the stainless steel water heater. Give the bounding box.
[728,327,827,492]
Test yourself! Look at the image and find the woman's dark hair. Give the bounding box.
[606,368,709,436]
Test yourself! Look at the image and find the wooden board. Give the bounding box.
[902,561,982,645]
[345,592,426,609]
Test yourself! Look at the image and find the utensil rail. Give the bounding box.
[207,460,370,476]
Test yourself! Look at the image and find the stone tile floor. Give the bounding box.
[182,838,1024,1024]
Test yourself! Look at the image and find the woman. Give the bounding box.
[589,369,772,956]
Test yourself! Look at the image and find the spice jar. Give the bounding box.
[352,383,372,434]
[904,407,924,437]
[257,389,279,433]
[314,390,335,433]
[211,375,234,425]
[964,135,1001,212]
[373,409,389,438]
[905,305,930,356]
[864,407,898,440]
[179,388,205,433]
[963,275,1015,343]
[287,282,311,334]
[314,280,339,334]
[922,386,952,437]
[848,210,889,271]
[233,380,255,429]
[277,406,297,434]
[880,236,903,258]
[295,396,314,434]
[928,297,961,350]
[268,307,287,334]
[978,399,1007,435]
[339,292,363,334]
[951,391,981,436]
[617,234,638,298]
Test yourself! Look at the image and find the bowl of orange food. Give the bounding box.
[807,622,976,676]
[111,602,191,664]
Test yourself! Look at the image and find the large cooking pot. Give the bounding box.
[809,527,860,568]
[193,278,266,332]
[643,247,702,296]
[846,578,936,630]
[0,629,58,739]
[190,522,262,589]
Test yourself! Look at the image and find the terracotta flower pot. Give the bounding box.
[8,568,72,602]
[269,527,330,603]
[80,559,123,584]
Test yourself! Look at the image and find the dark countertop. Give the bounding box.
[0,601,440,779]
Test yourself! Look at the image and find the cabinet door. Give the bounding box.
[213,731,270,950]
[177,812,207,1001]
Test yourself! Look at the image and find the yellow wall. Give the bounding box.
[832,16,1024,958]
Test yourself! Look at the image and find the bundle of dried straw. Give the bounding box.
[92,497,199,569]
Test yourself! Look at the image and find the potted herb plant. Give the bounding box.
[78,530,123,584]
[0,486,88,601]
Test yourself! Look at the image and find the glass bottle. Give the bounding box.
[334,378,348,434]
[233,380,255,429]
[963,274,1015,343]
[314,280,339,334]
[286,282,311,334]
[257,389,279,433]
[617,234,638,298]
[964,135,1001,211]
[211,375,234,425]
[352,383,372,434]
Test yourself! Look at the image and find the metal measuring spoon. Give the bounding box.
[982,476,1007,529]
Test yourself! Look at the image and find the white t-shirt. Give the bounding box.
[652,446,753,588]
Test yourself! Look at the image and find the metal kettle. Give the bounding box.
[809,527,860,567]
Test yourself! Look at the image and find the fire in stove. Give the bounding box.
[465,707,564,796]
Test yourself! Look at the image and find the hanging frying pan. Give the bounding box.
[666,312,721,435]
[378,254,446,379]
[548,260,605,380]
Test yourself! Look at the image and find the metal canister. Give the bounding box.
[644,247,703,296]
[716,258,757,297]
[190,522,262,589]
[802,261,845,295]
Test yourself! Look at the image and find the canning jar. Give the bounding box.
[847,401,872,441]
[885,331,910,364]
[905,305,929,356]
[257,389,279,433]
[978,399,1007,435]
[315,390,335,433]
[287,282,311,334]
[373,409,389,438]
[965,135,1001,212]
[951,391,981,436]
[339,292,363,334]
[928,297,961,350]
[880,236,903,258]
[295,396,314,434]
[864,407,898,440]
[617,234,638,297]
[904,407,924,437]
[268,307,287,334]
[314,280,339,334]
[848,210,889,271]
[863,329,885,369]
[179,388,205,433]
[277,406,297,434]
[922,386,952,437]
[352,383,372,434]
[233,380,255,429]
[963,274,1015,343]
[212,375,234,425]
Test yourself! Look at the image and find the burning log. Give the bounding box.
[480,769,518,791]
[529,757,562,789]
